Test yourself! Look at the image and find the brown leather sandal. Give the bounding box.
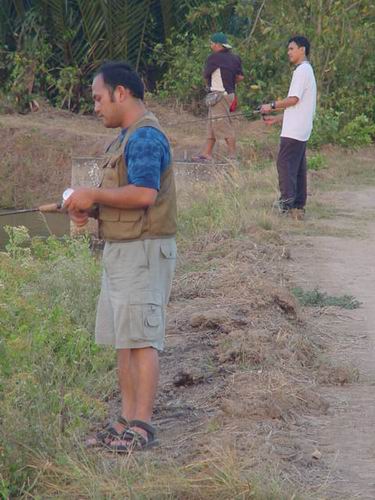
[86,416,129,447]
[106,419,158,453]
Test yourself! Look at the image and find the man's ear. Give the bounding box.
[114,85,131,102]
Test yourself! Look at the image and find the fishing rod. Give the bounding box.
[165,109,263,128]
[0,189,74,217]
[0,203,62,217]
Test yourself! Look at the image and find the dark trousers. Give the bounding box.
[276,137,307,209]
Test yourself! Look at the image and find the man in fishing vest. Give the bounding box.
[65,61,177,451]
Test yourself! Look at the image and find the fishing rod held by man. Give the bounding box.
[0,188,75,216]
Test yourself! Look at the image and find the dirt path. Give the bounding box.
[290,188,375,499]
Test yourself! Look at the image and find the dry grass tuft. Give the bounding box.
[15,444,303,499]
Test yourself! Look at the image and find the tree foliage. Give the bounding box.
[156,0,375,125]
[0,0,374,126]
[0,0,207,110]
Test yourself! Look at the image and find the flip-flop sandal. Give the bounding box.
[86,415,129,447]
[106,419,159,453]
[191,154,212,163]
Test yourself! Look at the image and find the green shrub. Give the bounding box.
[338,114,375,148]
[309,110,341,148]
[154,33,208,112]
[307,153,326,171]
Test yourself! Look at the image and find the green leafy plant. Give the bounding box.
[293,287,361,309]
[309,110,342,148]
[55,65,81,111]
[4,225,31,259]
[307,153,326,171]
[338,114,375,148]
[154,32,208,111]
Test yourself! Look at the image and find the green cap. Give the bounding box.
[210,32,232,49]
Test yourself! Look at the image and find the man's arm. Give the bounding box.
[64,185,157,212]
[260,96,298,114]
[235,74,244,84]
[64,185,157,227]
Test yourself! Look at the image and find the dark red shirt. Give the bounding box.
[203,50,243,94]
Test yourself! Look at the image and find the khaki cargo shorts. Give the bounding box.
[95,238,177,351]
[207,93,235,141]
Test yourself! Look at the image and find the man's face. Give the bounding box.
[287,42,305,64]
[92,74,123,128]
[210,42,223,52]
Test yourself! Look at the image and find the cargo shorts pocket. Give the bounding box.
[160,239,177,260]
[129,291,164,342]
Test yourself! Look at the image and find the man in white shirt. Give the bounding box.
[260,36,317,219]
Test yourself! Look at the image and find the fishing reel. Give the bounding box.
[61,188,74,208]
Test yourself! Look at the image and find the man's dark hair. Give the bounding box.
[96,61,144,100]
[288,36,310,57]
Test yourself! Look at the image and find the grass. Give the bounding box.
[292,287,361,309]
[0,225,306,497]
[177,164,279,248]
[311,146,375,191]
[3,445,304,499]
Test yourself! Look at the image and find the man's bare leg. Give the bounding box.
[200,138,216,159]
[132,347,159,431]
[116,349,137,429]
[225,137,236,158]
[111,347,159,443]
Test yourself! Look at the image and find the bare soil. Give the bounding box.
[290,188,375,499]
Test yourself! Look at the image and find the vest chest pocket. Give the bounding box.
[100,152,124,188]
[128,291,164,342]
[119,208,145,222]
[99,207,145,223]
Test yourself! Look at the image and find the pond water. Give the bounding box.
[0,211,69,247]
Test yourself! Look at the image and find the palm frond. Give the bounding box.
[36,0,82,65]
[77,0,152,67]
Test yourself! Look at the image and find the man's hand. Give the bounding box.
[64,187,97,212]
[260,103,272,114]
[69,209,89,227]
[263,115,283,126]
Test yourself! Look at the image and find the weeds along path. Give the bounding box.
[290,188,375,499]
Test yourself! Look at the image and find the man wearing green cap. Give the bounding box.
[192,32,244,162]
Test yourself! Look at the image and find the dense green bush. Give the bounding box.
[309,112,375,149]
[309,110,342,149]
[154,33,208,112]
[338,115,375,148]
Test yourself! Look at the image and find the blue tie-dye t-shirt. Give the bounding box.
[118,126,171,191]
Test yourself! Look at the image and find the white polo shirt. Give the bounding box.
[281,61,317,142]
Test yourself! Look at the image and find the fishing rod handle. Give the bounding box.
[38,203,62,213]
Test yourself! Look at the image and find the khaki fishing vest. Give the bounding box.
[98,112,177,241]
